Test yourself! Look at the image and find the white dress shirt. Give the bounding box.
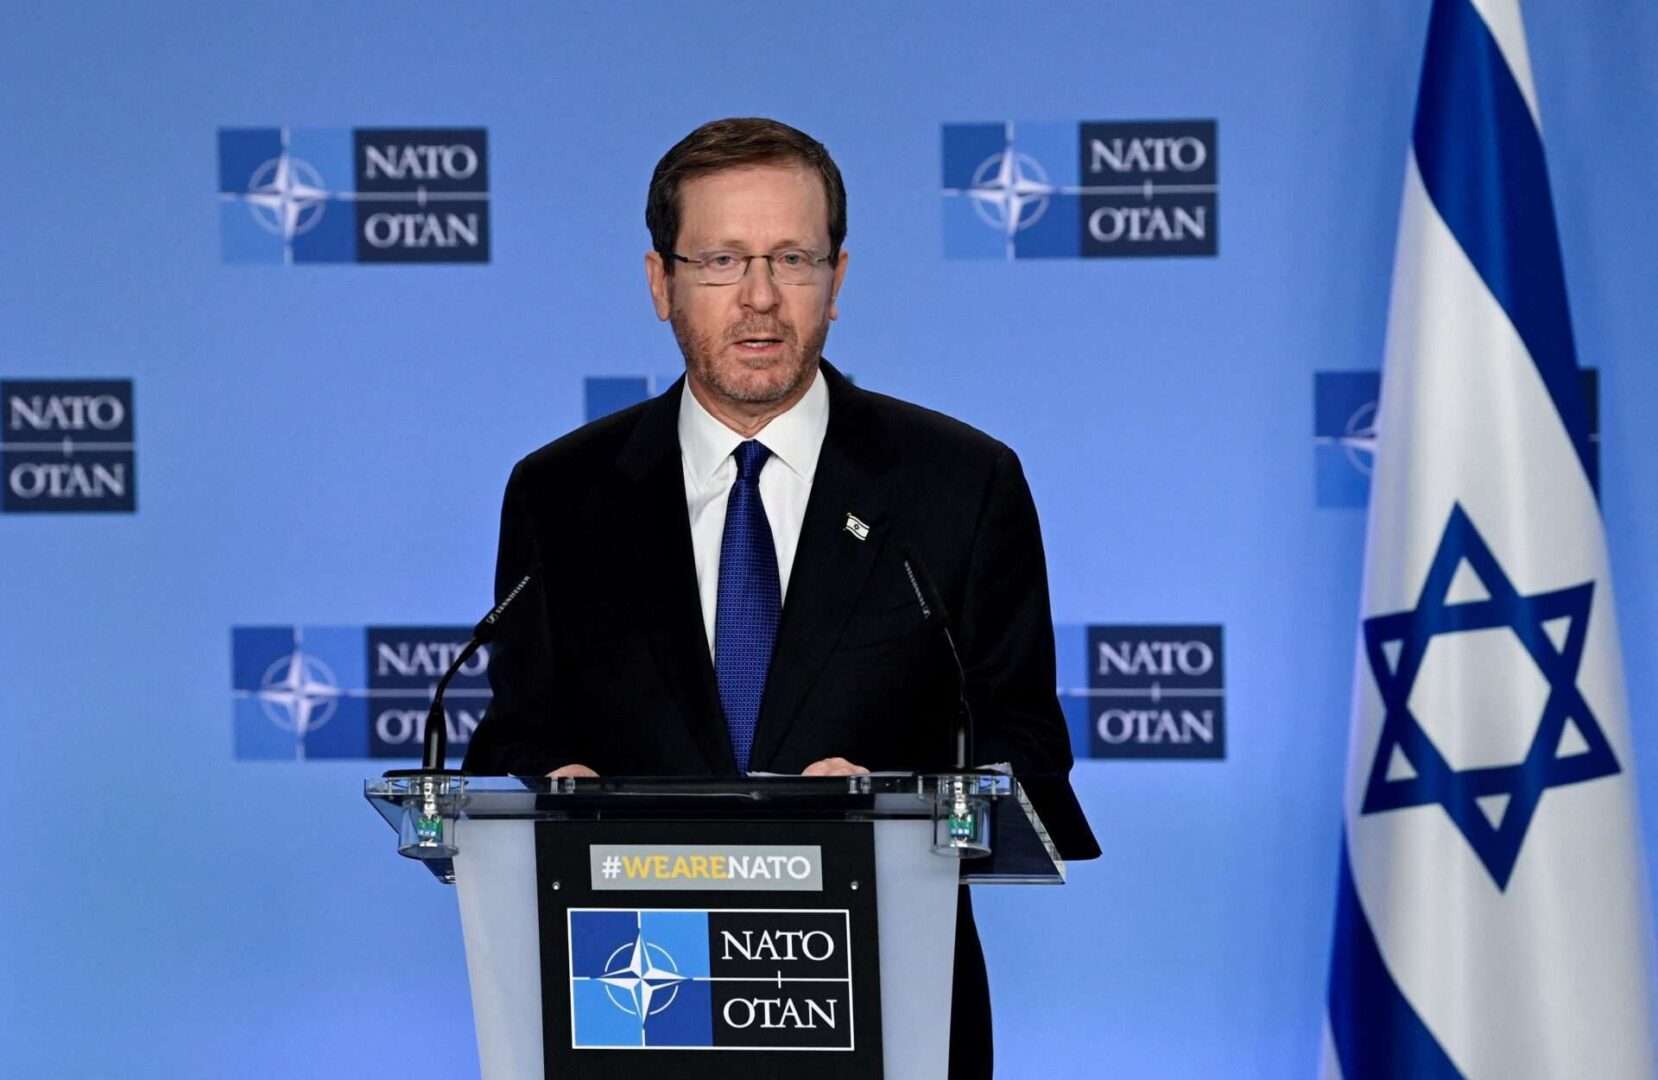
[678,367,830,657]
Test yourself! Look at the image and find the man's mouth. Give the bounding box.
[734,336,784,352]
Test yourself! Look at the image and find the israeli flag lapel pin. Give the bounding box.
[843,513,871,541]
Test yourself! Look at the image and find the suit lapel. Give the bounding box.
[749,364,894,771]
[616,380,735,774]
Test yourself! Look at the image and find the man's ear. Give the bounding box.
[645,250,672,321]
[828,249,849,321]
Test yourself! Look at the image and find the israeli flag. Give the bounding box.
[1322,1,1658,1077]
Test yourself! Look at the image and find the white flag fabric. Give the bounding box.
[1322,1,1657,1077]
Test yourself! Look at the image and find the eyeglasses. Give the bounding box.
[671,248,832,286]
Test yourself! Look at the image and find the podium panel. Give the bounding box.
[368,774,1062,1079]
[454,819,541,1079]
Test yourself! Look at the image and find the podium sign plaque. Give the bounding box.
[539,819,884,1077]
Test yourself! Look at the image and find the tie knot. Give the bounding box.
[733,440,771,482]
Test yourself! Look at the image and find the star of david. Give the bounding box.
[1360,502,1619,889]
[598,934,686,1018]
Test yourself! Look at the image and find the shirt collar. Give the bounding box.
[677,366,830,487]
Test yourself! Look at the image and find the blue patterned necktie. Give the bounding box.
[714,440,780,773]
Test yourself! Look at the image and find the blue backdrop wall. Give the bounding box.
[5,2,1657,1076]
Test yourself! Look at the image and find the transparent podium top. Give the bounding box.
[364,772,1065,885]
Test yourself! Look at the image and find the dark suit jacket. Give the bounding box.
[464,361,1098,1076]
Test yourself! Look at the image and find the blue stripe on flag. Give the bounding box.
[1411,0,1595,490]
[1328,838,1464,1079]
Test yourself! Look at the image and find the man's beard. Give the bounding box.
[671,309,831,407]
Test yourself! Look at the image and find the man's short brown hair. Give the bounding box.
[646,117,847,271]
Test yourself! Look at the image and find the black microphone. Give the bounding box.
[415,572,534,773]
[900,550,973,770]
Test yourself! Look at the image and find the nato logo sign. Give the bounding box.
[231,625,488,759]
[1314,369,1599,507]
[2,379,134,513]
[941,120,1217,259]
[1055,624,1225,759]
[569,908,855,1051]
[217,127,489,264]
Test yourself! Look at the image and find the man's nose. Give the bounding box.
[738,255,780,311]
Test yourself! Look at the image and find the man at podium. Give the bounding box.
[465,116,1099,1079]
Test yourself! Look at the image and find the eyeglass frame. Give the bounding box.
[669,248,834,286]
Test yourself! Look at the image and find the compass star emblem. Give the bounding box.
[1338,400,1378,476]
[1360,503,1620,889]
[241,153,330,240]
[599,933,687,1019]
[966,149,1054,238]
[257,646,342,738]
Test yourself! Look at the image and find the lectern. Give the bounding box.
[365,773,1065,1079]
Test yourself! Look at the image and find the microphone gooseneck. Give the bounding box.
[900,550,973,770]
[419,573,534,773]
